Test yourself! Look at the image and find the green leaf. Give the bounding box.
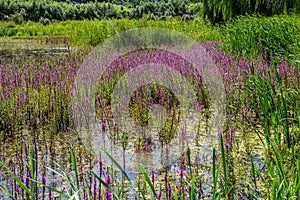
[103,149,132,185]
[92,172,120,200]
[69,145,79,190]
[137,163,157,198]
[0,161,32,197]
[0,185,15,200]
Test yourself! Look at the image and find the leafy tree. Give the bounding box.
[203,0,300,25]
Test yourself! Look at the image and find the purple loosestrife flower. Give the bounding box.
[225,140,232,148]
[26,172,30,188]
[48,191,52,199]
[151,171,155,184]
[147,145,153,152]
[164,172,168,182]
[179,167,184,179]
[167,184,172,196]
[195,156,199,164]
[42,176,46,185]
[104,189,112,200]
[98,156,103,165]
[20,177,25,183]
[102,123,106,131]
[93,177,97,197]
[111,118,115,125]
[105,174,111,185]
[98,156,103,176]
[16,187,21,193]
[158,190,162,199]
[184,186,190,192]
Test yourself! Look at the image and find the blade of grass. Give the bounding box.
[0,185,14,199]
[190,173,195,200]
[92,172,120,200]
[212,148,220,199]
[0,161,32,197]
[103,149,131,184]
[69,145,79,190]
[137,163,157,198]
[220,134,227,195]
[251,155,257,187]
[29,140,36,199]
[69,190,80,200]
[30,179,71,199]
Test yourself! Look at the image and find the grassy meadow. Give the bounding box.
[0,14,300,200]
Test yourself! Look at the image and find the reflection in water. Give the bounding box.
[0,112,265,199]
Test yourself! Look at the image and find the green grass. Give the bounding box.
[224,14,300,64]
[0,19,223,46]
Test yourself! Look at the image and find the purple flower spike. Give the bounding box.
[158,190,162,199]
[26,172,30,188]
[20,177,25,183]
[151,171,155,184]
[42,176,46,185]
[102,123,106,131]
[225,140,232,148]
[104,189,112,200]
[179,167,184,179]
[111,118,115,125]
[16,187,21,193]
[164,172,168,182]
[49,190,52,200]
[184,185,190,192]
[97,96,102,107]
[167,184,172,196]
[93,177,97,196]
[98,156,103,166]
[105,174,111,185]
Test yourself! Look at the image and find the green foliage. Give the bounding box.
[0,19,223,45]
[0,0,130,22]
[0,0,202,22]
[203,0,300,25]
[224,14,300,63]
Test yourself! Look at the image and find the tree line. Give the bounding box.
[0,0,299,25]
[0,0,202,24]
[203,0,300,25]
